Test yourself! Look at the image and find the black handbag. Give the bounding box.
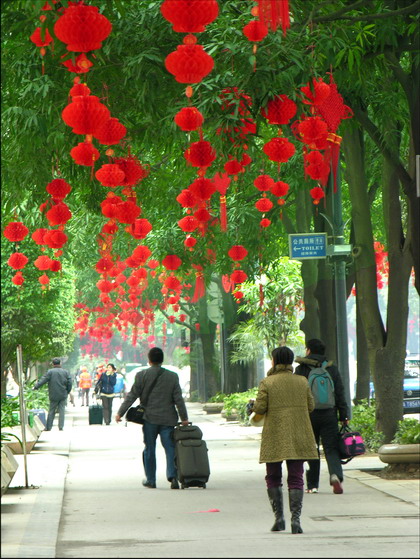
[125,370,162,424]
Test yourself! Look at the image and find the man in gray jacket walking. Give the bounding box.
[115,347,189,489]
[34,358,73,431]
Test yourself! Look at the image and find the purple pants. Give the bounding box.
[265,460,304,490]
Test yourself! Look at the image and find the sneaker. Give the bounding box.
[330,474,343,494]
[305,488,318,493]
[170,478,179,490]
[142,480,156,489]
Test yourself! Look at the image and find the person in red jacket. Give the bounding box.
[78,366,92,407]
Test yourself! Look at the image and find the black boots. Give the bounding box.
[267,487,286,531]
[289,489,304,534]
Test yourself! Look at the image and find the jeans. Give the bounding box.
[306,409,343,489]
[46,397,67,430]
[265,460,304,490]
[142,421,177,484]
[101,396,114,425]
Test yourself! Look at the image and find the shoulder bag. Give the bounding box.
[338,424,366,464]
[126,370,162,424]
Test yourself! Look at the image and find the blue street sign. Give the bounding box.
[289,233,327,260]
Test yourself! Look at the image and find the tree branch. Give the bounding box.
[312,0,420,24]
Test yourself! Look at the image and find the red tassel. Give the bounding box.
[220,195,227,231]
[259,283,264,307]
[191,272,205,303]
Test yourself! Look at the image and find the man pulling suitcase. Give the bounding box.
[115,347,189,489]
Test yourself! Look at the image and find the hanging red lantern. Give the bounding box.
[161,0,219,33]
[188,177,216,201]
[131,245,152,265]
[54,3,112,52]
[96,257,114,274]
[34,255,53,270]
[3,222,29,243]
[69,82,91,97]
[101,194,123,219]
[184,236,197,250]
[178,215,199,233]
[301,77,331,106]
[233,290,244,302]
[62,95,111,135]
[95,164,125,188]
[38,273,50,287]
[94,117,127,145]
[164,276,181,290]
[310,186,325,205]
[102,221,119,235]
[46,202,72,226]
[254,174,274,191]
[304,151,330,183]
[263,136,295,162]
[242,20,268,42]
[231,269,248,284]
[193,207,211,222]
[174,107,204,131]
[12,271,25,286]
[255,197,273,213]
[30,26,53,48]
[165,37,214,84]
[270,180,289,197]
[44,229,68,249]
[176,189,198,209]
[8,252,29,269]
[114,156,149,186]
[184,140,216,169]
[32,228,48,246]
[49,259,62,272]
[127,218,153,240]
[96,279,114,293]
[115,201,141,224]
[162,254,182,271]
[297,116,328,146]
[260,217,271,228]
[228,245,248,261]
[148,259,160,270]
[70,140,100,166]
[46,178,72,200]
[62,53,94,73]
[224,159,243,177]
[261,94,297,125]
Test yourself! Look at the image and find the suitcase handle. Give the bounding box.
[177,421,193,426]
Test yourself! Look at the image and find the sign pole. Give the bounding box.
[16,345,29,487]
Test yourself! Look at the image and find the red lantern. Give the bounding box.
[30,26,53,47]
[115,201,141,224]
[178,215,199,233]
[46,178,72,200]
[7,252,29,269]
[38,273,50,287]
[194,207,211,222]
[162,255,182,271]
[131,245,152,265]
[304,151,330,182]
[96,279,114,293]
[34,255,52,270]
[270,181,289,197]
[161,0,219,33]
[70,140,100,166]
[50,259,62,272]
[242,20,268,42]
[228,245,248,261]
[12,271,25,286]
[101,194,123,219]
[102,221,119,235]
[94,117,127,145]
[165,40,214,84]
[148,259,160,269]
[62,53,93,73]
[95,164,125,187]
[69,82,90,98]
[114,156,149,186]
[176,189,198,208]
[261,94,297,125]
[263,136,295,162]
[164,276,181,290]
[44,229,68,249]
[224,159,243,176]
[297,116,328,146]
[231,269,248,284]
[3,222,29,243]
[184,236,197,249]
[32,228,48,246]
[62,95,110,135]
[301,77,331,106]
[128,218,153,240]
[254,174,274,191]
[46,202,72,226]
[54,3,112,52]
[310,186,325,205]
[255,197,273,213]
[260,218,271,228]
[174,107,204,131]
[96,257,114,274]
[184,141,216,169]
[188,177,216,201]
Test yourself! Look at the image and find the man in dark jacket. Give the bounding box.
[115,347,189,489]
[295,339,349,495]
[34,358,73,431]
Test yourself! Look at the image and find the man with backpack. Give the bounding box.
[295,339,349,495]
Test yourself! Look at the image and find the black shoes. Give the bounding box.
[142,480,156,489]
[170,478,179,489]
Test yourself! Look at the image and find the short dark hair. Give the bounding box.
[306,338,326,355]
[148,347,164,364]
[107,363,116,371]
[52,358,61,365]
[272,346,294,366]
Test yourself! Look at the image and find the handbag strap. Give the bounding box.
[141,369,163,406]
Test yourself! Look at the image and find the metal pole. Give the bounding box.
[16,345,29,487]
[331,164,352,416]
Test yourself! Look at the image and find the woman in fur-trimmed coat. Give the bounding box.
[252,346,318,535]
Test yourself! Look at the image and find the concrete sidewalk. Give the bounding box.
[1,402,419,558]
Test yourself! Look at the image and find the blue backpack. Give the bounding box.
[308,362,335,409]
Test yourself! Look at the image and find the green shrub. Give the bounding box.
[349,399,385,452]
[1,396,20,428]
[23,380,49,410]
[392,418,420,444]
[208,392,226,403]
[222,388,258,423]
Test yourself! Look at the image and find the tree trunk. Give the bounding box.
[197,297,218,400]
[354,300,371,404]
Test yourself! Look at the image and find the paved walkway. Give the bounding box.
[1,402,419,558]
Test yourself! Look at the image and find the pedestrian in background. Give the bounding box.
[249,346,318,534]
[78,366,92,407]
[96,363,117,425]
[115,347,189,490]
[34,358,73,431]
[295,338,349,495]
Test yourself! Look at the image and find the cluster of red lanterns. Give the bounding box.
[227,244,249,302]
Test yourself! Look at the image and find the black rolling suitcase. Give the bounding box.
[174,423,210,489]
[89,404,103,425]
